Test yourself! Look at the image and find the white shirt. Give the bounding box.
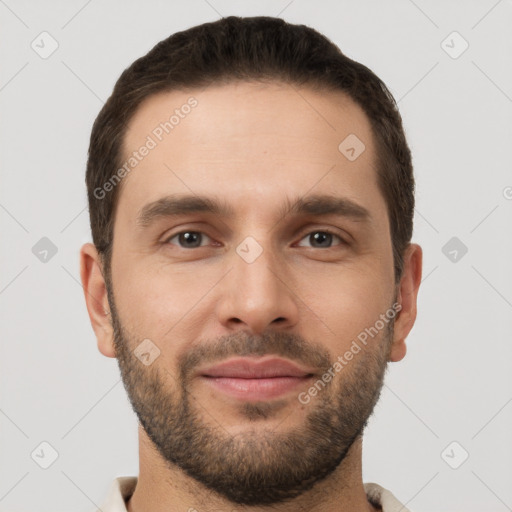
[93,476,413,512]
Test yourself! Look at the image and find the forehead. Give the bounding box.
[118,81,384,223]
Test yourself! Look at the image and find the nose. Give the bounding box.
[215,238,300,335]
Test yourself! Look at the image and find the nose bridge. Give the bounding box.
[217,233,299,333]
[235,234,280,297]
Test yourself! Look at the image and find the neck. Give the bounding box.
[126,426,379,512]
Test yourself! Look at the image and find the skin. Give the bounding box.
[80,81,422,512]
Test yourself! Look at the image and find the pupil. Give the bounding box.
[312,232,331,247]
[180,232,201,248]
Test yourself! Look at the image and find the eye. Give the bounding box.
[163,229,347,250]
[296,230,346,249]
[164,230,213,249]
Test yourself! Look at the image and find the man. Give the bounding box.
[80,15,422,512]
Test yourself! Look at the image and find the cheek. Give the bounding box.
[111,260,221,341]
[298,263,393,348]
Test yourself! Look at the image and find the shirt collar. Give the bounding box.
[97,476,412,512]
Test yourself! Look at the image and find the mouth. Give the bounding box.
[198,356,316,401]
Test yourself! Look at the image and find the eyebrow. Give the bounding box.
[136,193,371,228]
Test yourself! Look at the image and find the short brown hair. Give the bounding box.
[86,16,414,283]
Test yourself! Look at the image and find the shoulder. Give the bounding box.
[364,482,413,512]
[89,476,138,512]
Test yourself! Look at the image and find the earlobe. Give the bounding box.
[79,243,116,358]
[389,243,423,363]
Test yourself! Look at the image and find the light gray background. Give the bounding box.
[1,1,511,511]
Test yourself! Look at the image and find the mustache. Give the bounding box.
[178,330,333,381]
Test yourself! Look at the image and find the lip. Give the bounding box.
[199,356,316,379]
[197,357,316,401]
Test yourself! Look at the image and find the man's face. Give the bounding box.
[102,81,403,505]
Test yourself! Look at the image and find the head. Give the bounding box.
[81,16,422,506]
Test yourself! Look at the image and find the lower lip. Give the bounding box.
[200,375,313,400]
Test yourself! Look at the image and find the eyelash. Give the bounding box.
[163,228,348,249]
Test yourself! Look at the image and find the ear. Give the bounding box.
[80,243,116,358]
[389,243,422,362]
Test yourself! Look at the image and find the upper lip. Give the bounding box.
[199,357,316,379]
